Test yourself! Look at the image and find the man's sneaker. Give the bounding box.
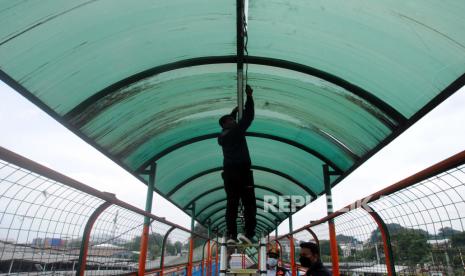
[237,233,252,244]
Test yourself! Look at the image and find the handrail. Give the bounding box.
[0,146,208,239]
[287,149,465,235]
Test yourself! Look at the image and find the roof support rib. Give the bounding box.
[167,166,317,199]
[137,133,347,174]
[207,206,279,228]
[196,198,288,220]
[183,184,285,210]
[211,213,275,231]
[64,56,405,128]
[216,221,270,235]
[198,200,286,224]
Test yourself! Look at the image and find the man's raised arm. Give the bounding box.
[238,85,254,131]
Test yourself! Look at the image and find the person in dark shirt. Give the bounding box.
[299,242,331,276]
[218,85,256,244]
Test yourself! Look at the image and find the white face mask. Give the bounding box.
[267,258,278,267]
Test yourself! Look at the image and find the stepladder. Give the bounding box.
[219,236,267,276]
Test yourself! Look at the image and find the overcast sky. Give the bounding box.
[0,81,464,235]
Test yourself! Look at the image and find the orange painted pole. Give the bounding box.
[323,164,340,275]
[368,211,395,276]
[187,203,196,276]
[160,227,176,276]
[289,150,465,236]
[215,241,219,275]
[288,214,296,276]
[138,163,157,276]
[288,235,297,276]
[207,240,211,276]
[275,240,283,265]
[305,228,319,246]
[138,225,150,275]
[328,221,340,275]
[77,201,112,276]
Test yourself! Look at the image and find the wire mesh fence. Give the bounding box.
[369,164,465,275]
[0,159,103,274]
[84,206,146,275]
[278,153,465,276]
[0,147,212,276]
[333,209,385,275]
[2,142,465,275]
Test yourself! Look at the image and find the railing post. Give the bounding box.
[207,223,212,276]
[201,241,205,276]
[215,234,219,276]
[305,228,319,247]
[76,200,113,276]
[323,164,340,275]
[188,203,196,276]
[160,226,176,276]
[366,210,396,276]
[209,241,216,276]
[139,163,157,276]
[275,240,283,265]
[288,215,296,276]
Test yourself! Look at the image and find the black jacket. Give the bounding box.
[305,261,331,276]
[218,95,254,169]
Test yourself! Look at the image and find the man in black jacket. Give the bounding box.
[218,85,256,244]
[299,242,331,276]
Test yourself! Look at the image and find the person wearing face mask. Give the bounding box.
[266,245,290,276]
[299,242,330,276]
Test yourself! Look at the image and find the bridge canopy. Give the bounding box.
[1,1,464,234]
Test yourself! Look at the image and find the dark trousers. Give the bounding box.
[222,168,256,238]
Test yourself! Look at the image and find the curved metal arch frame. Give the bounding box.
[196,197,289,221]
[65,56,406,126]
[208,214,278,232]
[182,182,301,211]
[214,221,269,235]
[195,185,285,216]
[215,218,271,234]
[211,210,277,228]
[210,211,276,231]
[169,166,318,200]
[2,50,465,260]
[199,202,286,228]
[197,185,286,220]
[138,132,348,173]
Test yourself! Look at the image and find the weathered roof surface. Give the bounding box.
[1,1,464,234]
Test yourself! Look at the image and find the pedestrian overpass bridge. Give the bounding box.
[1,1,465,275]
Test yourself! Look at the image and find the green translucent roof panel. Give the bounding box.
[248,1,465,117]
[71,63,391,173]
[1,1,464,234]
[0,0,235,114]
[171,170,304,223]
[156,138,326,195]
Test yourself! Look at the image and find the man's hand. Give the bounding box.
[246,85,253,96]
[231,106,239,114]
